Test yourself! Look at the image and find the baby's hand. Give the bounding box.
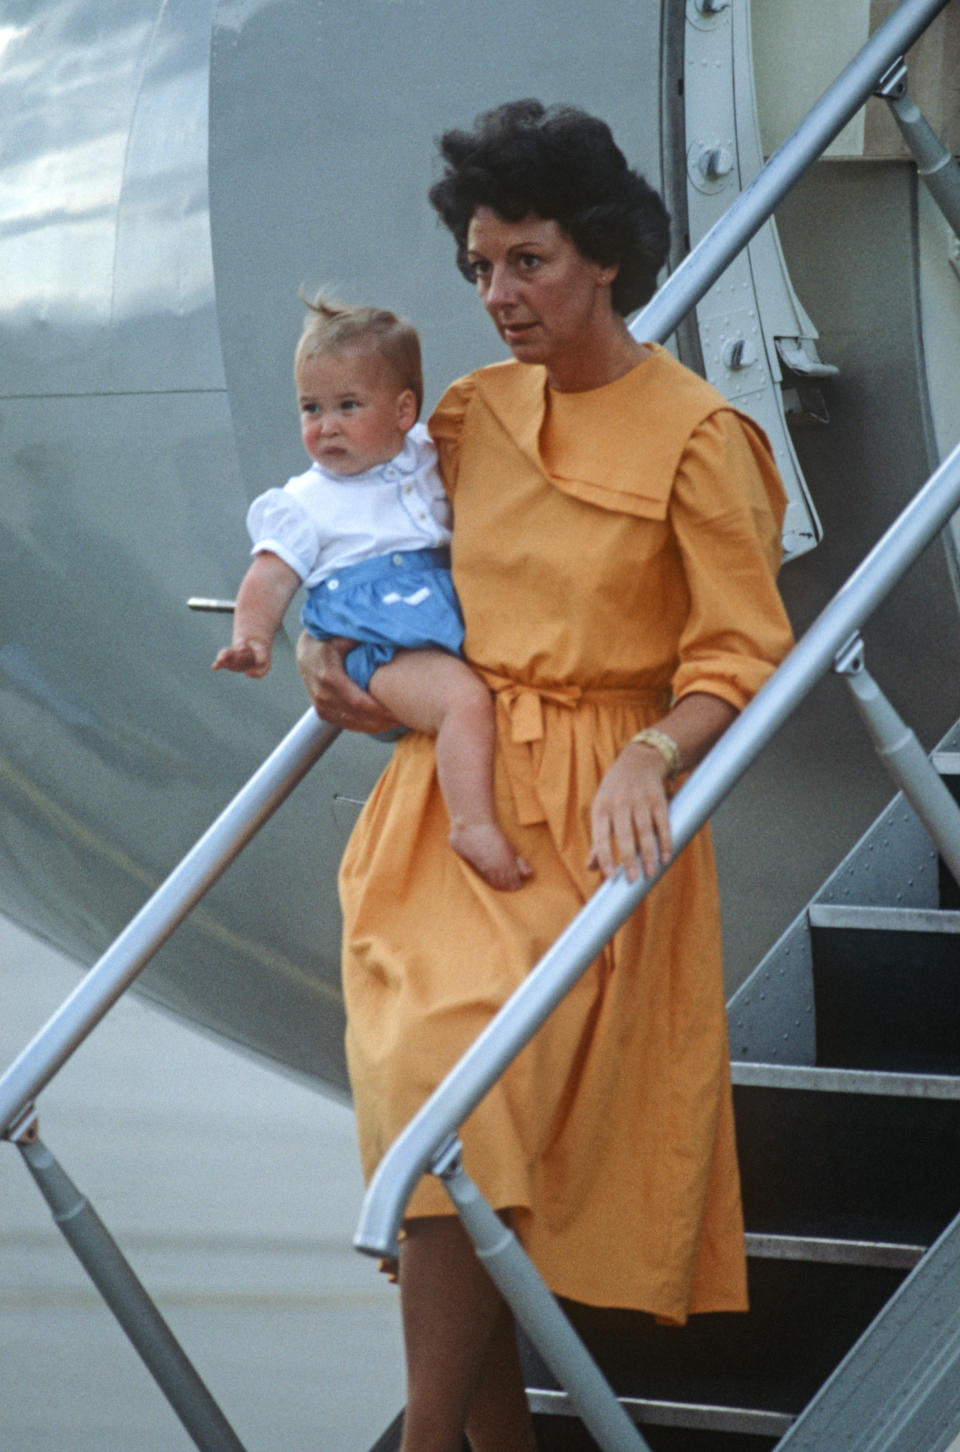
[212,639,271,678]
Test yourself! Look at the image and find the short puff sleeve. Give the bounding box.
[670,410,794,711]
[245,488,323,583]
[427,374,478,499]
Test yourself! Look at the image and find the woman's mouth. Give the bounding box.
[501,320,537,343]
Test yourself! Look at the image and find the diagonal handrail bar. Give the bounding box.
[630,0,952,346]
[355,437,960,1259]
[0,713,340,1139]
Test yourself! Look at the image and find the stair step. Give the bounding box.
[519,1256,906,1424]
[528,1388,792,1438]
[531,1417,781,1451]
[732,1063,960,1243]
[743,1231,924,1269]
[807,904,960,1072]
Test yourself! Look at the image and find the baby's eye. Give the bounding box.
[340,399,361,412]
[300,402,319,415]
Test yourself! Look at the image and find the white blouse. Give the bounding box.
[247,424,452,588]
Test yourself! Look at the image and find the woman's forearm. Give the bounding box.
[646,692,738,774]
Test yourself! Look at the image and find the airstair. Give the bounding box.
[360,728,960,1450]
[509,733,960,1450]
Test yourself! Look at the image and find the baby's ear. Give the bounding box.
[396,389,419,431]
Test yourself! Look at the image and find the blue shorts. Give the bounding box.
[300,546,465,691]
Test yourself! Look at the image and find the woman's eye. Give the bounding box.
[518,253,542,270]
[469,259,490,281]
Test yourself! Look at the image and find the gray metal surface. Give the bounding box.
[0,0,668,1094]
[0,711,338,1137]
[526,1388,793,1439]
[731,1062,960,1100]
[636,0,951,342]
[17,1132,246,1452]
[744,1232,925,1270]
[809,904,960,932]
[837,639,960,887]
[881,65,960,237]
[775,1211,960,1451]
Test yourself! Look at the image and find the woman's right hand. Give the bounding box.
[295,632,399,734]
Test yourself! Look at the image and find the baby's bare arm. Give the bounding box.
[212,552,300,678]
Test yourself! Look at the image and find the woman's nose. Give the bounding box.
[484,265,515,309]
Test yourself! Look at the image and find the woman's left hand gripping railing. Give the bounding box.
[0,708,339,1452]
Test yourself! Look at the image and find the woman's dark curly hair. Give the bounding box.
[428,99,670,316]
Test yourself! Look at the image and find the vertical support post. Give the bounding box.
[834,634,960,885]
[12,1114,247,1452]
[876,60,960,236]
[433,1139,650,1452]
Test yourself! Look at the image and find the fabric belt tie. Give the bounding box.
[476,669,671,829]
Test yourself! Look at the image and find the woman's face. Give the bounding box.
[465,208,618,386]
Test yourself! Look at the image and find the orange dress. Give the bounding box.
[338,345,794,1325]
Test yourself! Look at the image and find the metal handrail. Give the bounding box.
[0,713,340,1139]
[631,0,952,345]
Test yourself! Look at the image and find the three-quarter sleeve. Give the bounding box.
[245,488,322,583]
[670,410,794,710]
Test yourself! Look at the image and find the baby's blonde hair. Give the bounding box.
[295,292,424,414]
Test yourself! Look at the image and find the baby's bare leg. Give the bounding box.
[370,650,532,891]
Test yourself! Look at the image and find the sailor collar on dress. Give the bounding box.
[468,346,734,521]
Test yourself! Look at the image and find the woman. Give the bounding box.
[298,100,794,1451]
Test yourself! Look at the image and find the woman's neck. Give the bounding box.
[545,319,649,393]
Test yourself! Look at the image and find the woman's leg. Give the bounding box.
[370,650,532,891]
[398,1215,537,1452]
[465,1298,539,1452]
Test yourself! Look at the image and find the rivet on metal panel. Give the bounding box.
[687,0,730,30]
[688,141,735,193]
[723,337,757,370]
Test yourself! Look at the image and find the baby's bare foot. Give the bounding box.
[449,822,533,891]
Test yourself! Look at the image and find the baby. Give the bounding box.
[214,294,531,892]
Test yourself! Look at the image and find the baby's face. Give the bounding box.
[297,347,415,477]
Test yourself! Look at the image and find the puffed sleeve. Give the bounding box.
[245,488,322,583]
[427,373,478,498]
[670,409,795,710]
